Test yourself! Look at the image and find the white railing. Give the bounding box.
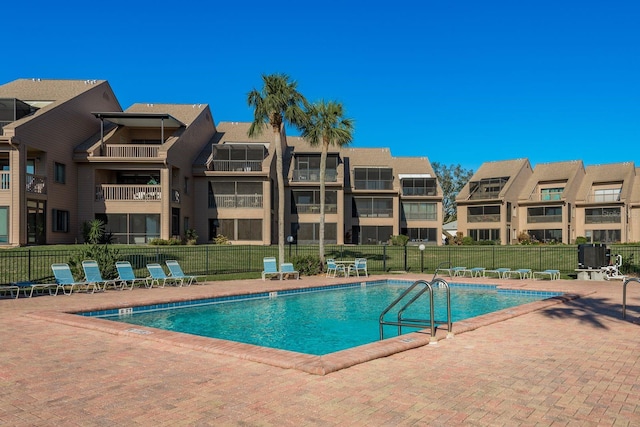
[210,160,263,172]
[96,184,162,201]
[104,144,160,158]
[0,171,9,190]
[26,174,47,194]
[209,194,263,208]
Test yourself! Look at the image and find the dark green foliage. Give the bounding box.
[68,244,121,280]
[291,254,321,276]
[575,236,588,244]
[390,235,409,246]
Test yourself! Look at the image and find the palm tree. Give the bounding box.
[247,74,308,267]
[301,100,354,266]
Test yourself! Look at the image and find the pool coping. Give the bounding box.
[26,281,587,376]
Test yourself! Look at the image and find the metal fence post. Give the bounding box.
[383,245,387,272]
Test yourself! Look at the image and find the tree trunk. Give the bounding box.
[274,125,286,267]
[319,139,328,267]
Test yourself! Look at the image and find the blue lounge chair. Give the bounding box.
[533,269,560,280]
[116,261,150,290]
[262,257,282,281]
[165,260,200,286]
[82,260,119,291]
[461,267,486,277]
[280,263,299,280]
[52,263,96,295]
[146,263,180,287]
[506,268,532,279]
[436,266,466,277]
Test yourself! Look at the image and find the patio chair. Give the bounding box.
[146,263,181,287]
[326,259,346,277]
[533,269,560,280]
[51,263,96,295]
[280,263,299,280]
[484,268,511,279]
[165,260,201,286]
[348,258,368,277]
[115,261,150,290]
[262,257,282,281]
[82,260,120,291]
[505,268,532,279]
[435,266,466,277]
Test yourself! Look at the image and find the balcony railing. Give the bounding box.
[293,169,337,182]
[104,144,160,158]
[209,194,263,208]
[468,214,501,223]
[293,204,338,214]
[0,171,9,190]
[585,214,621,224]
[354,180,393,190]
[585,193,621,203]
[96,184,162,201]
[355,209,393,218]
[402,188,437,196]
[527,214,562,223]
[210,160,262,172]
[26,174,47,194]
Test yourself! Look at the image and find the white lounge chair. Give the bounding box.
[461,267,485,277]
[146,263,181,287]
[505,268,532,279]
[533,269,560,280]
[82,260,120,291]
[52,263,96,295]
[348,258,368,277]
[436,266,466,277]
[485,268,511,278]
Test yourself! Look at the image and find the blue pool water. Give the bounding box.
[89,281,560,355]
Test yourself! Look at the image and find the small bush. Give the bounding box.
[517,231,531,244]
[213,234,231,245]
[149,238,169,245]
[390,235,409,246]
[291,254,321,276]
[575,236,588,244]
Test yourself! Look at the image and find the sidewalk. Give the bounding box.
[1,274,639,426]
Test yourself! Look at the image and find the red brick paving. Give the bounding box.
[1,274,639,426]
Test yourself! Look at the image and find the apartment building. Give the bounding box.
[457,159,640,244]
[0,79,122,245]
[456,159,533,244]
[0,78,441,247]
[516,161,586,243]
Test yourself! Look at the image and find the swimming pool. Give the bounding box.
[85,281,561,356]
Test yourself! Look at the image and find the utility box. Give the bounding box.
[577,244,610,269]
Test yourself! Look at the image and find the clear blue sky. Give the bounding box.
[3,0,638,172]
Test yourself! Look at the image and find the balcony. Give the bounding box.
[468,214,501,223]
[209,194,263,208]
[356,209,393,218]
[585,214,621,224]
[210,160,262,172]
[26,174,47,194]
[96,184,162,201]
[585,192,621,203]
[294,204,337,214]
[104,144,160,158]
[354,180,393,191]
[0,171,9,190]
[402,188,437,197]
[293,169,337,182]
[527,214,562,223]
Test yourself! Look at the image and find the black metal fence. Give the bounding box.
[1,244,639,285]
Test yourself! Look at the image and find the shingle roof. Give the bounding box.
[457,158,531,200]
[576,162,636,201]
[126,103,210,127]
[518,160,585,201]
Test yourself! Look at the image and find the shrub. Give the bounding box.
[291,254,321,276]
[461,236,474,245]
[390,235,409,246]
[68,244,121,280]
[517,231,531,244]
[575,236,588,244]
[149,238,169,245]
[213,234,231,245]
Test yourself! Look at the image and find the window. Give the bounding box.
[97,213,160,244]
[52,209,69,232]
[401,202,437,220]
[401,227,437,242]
[359,226,393,245]
[353,197,393,217]
[467,205,500,222]
[468,177,508,199]
[585,207,621,224]
[528,229,562,243]
[183,177,189,195]
[585,229,621,243]
[54,162,66,184]
[401,178,437,196]
[354,168,393,190]
[208,181,263,208]
[294,155,338,182]
[212,218,262,241]
[469,229,500,242]
[541,187,564,201]
[527,206,562,223]
[0,206,8,243]
[291,190,337,213]
[293,222,337,244]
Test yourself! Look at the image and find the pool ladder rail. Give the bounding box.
[622,277,640,319]
[379,277,453,344]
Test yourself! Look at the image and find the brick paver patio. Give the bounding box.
[1,274,639,426]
